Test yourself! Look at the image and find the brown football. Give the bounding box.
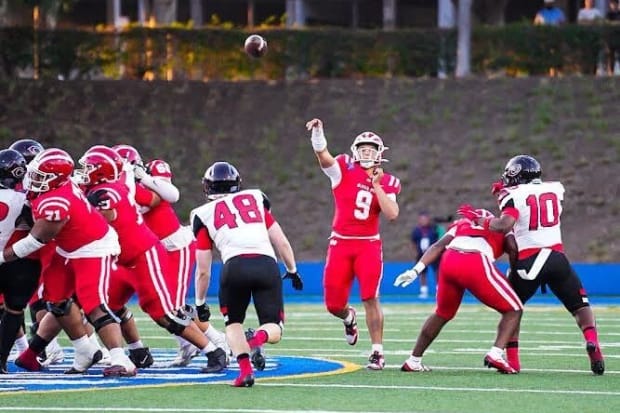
[244,34,268,58]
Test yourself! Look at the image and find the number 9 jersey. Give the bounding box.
[328,154,401,239]
[498,181,565,259]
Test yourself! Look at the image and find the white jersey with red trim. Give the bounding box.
[0,189,26,250]
[190,189,276,263]
[498,181,564,252]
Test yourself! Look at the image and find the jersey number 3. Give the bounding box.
[526,192,559,230]
[214,194,262,230]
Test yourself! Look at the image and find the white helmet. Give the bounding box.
[350,132,388,169]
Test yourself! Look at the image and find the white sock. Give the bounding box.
[127,341,144,350]
[71,335,91,353]
[372,344,384,354]
[420,285,429,294]
[205,324,221,342]
[408,355,422,365]
[489,346,504,359]
[14,335,29,353]
[88,333,102,349]
[109,347,127,364]
[343,309,354,325]
[176,335,189,346]
[201,342,217,354]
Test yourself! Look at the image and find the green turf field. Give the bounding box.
[1,302,619,413]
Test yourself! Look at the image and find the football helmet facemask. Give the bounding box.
[203,161,241,200]
[77,145,122,186]
[501,155,542,187]
[9,138,44,164]
[0,149,27,189]
[350,132,388,169]
[24,148,74,193]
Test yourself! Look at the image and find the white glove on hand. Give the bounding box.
[393,269,419,288]
[133,164,148,181]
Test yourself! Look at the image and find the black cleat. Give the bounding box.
[245,328,266,371]
[586,342,605,375]
[202,347,228,373]
[129,347,154,368]
[232,373,255,387]
[0,361,7,374]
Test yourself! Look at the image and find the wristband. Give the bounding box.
[311,127,327,152]
[195,297,206,306]
[412,261,426,274]
[12,234,45,258]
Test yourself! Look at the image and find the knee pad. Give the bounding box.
[87,305,118,332]
[114,306,134,325]
[46,298,74,317]
[164,309,191,335]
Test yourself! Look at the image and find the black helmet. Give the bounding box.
[0,149,27,189]
[9,138,44,163]
[501,155,542,186]
[202,161,241,199]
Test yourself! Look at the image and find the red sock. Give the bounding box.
[237,354,253,376]
[248,330,268,349]
[583,326,599,345]
[506,339,520,372]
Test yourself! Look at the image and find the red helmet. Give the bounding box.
[24,148,74,193]
[146,159,172,179]
[350,132,389,168]
[78,145,122,186]
[113,144,142,166]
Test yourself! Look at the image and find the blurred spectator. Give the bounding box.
[608,0,620,20]
[409,211,443,299]
[534,0,566,26]
[578,0,604,23]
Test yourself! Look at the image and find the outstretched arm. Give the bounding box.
[306,118,336,169]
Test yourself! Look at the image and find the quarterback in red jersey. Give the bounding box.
[2,148,134,376]
[79,146,227,373]
[306,118,400,370]
[394,209,523,374]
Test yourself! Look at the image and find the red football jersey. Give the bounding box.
[330,155,401,237]
[31,181,109,253]
[134,183,181,240]
[447,218,507,260]
[87,181,159,264]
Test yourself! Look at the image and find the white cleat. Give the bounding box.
[168,341,199,367]
[400,359,431,372]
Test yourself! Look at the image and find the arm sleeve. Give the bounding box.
[264,209,275,229]
[134,184,156,206]
[195,227,212,250]
[322,155,344,187]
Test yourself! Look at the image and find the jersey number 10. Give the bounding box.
[525,192,560,230]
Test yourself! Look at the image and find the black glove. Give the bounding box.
[86,189,110,209]
[196,303,211,322]
[282,271,303,291]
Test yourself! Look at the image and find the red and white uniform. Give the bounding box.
[497,181,565,259]
[322,154,401,310]
[134,160,195,308]
[435,219,523,320]
[87,181,178,320]
[190,189,276,261]
[30,181,120,314]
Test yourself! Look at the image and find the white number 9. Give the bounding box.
[354,190,372,220]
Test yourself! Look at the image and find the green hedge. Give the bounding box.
[1,24,618,79]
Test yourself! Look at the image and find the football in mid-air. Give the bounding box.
[244,34,268,58]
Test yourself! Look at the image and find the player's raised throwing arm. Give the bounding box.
[306,118,336,169]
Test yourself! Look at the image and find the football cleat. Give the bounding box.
[401,359,431,372]
[232,372,255,387]
[128,347,154,369]
[102,364,137,377]
[245,328,266,371]
[38,346,65,367]
[586,341,605,375]
[484,353,518,374]
[64,349,103,374]
[15,350,42,372]
[201,347,228,373]
[344,307,358,346]
[366,351,385,370]
[0,361,8,374]
[169,341,199,367]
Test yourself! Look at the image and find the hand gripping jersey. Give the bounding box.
[30,181,118,256]
[446,218,509,262]
[86,181,159,264]
[190,189,276,263]
[0,188,26,250]
[498,181,564,258]
[326,154,401,238]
